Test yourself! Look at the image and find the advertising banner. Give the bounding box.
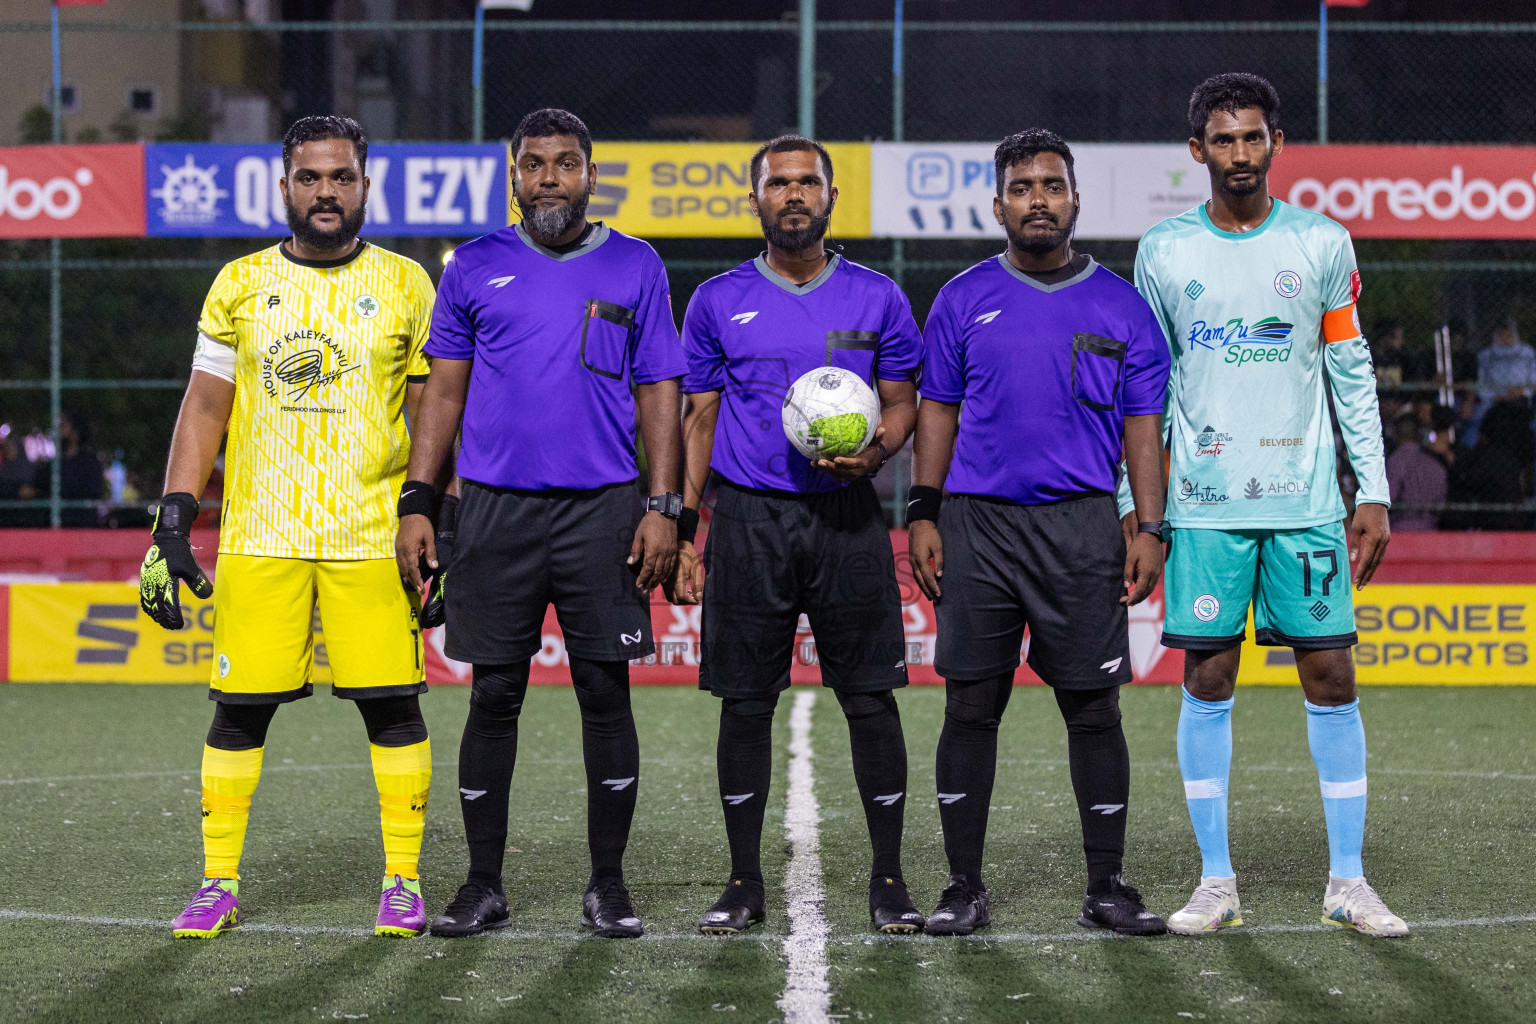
[1235,585,1532,685]
[1267,145,1536,240]
[869,142,1207,240]
[144,143,507,238]
[0,143,145,239]
[11,577,1529,686]
[585,142,871,238]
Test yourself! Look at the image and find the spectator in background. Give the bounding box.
[0,427,43,528]
[1386,411,1447,531]
[1444,402,1535,531]
[1478,319,1536,412]
[1372,318,1432,395]
[33,410,104,528]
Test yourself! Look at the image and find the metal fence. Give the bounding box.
[1,15,1534,528]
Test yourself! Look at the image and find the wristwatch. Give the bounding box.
[1137,520,1168,539]
[646,492,684,519]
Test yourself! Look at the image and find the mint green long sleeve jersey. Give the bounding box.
[1117,199,1389,529]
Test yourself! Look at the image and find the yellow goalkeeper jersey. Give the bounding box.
[197,241,434,560]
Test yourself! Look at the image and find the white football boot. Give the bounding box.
[1166,876,1243,935]
[1322,876,1409,937]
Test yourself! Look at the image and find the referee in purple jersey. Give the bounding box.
[673,136,926,936]
[397,109,685,940]
[909,129,1171,937]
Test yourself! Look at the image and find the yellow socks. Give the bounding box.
[200,745,264,880]
[370,739,432,878]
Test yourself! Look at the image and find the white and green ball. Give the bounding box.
[782,366,880,459]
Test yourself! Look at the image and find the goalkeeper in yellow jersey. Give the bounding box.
[139,116,443,939]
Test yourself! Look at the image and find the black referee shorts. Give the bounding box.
[444,479,653,665]
[699,478,908,699]
[934,492,1133,689]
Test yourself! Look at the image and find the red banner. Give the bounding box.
[0,144,144,239]
[1268,145,1536,239]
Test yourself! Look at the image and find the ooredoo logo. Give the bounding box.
[0,144,146,239]
[1270,145,1536,240]
[0,165,94,220]
[1288,166,1536,224]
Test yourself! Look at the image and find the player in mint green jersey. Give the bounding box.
[1120,74,1406,938]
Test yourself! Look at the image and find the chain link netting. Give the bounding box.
[1,18,1533,527]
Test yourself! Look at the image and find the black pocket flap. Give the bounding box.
[1072,332,1126,360]
[588,299,636,328]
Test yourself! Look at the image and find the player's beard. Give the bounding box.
[286,198,365,253]
[1006,204,1077,256]
[761,200,833,252]
[1217,151,1273,198]
[518,184,592,240]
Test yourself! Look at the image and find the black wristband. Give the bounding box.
[437,493,460,533]
[906,485,942,524]
[153,492,199,537]
[678,506,700,545]
[397,480,436,520]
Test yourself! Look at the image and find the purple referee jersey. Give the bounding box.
[427,223,686,491]
[921,255,1170,505]
[681,254,923,494]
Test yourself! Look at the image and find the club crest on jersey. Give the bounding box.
[1273,270,1302,298]
[353,294,380,319]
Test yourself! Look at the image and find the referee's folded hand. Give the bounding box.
[909,520,944,602]
[628,510,678,592]
[1121,531,1164,607]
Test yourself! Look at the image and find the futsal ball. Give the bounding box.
[782,366,880,459]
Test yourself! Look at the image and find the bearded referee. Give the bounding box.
[397,109,685,940]
[909,129,1170,936]
[673,136,925,935]
[140,116,438,939]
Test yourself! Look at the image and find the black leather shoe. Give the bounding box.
[870,876,925,934]
[429,880,510,938]
[924,875,991,936]
[583,880,643,938]
[698,878,766,935]
[1079,875,1167,936]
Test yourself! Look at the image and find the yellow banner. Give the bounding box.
[554,142,872,238]
[6,583,333,684]
[1237,585,1534,685]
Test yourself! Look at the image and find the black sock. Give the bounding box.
[570,656,639,889]
[206,701,277,750]
[836,690,908,880]
[459,662,529,886]
[934,674,1013,890]
[716,695,778,884]
[355,694,428,746]
[1056,686,1130,894]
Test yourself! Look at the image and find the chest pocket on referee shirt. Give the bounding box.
[580,299,637,380]
[1071,332,1126,412]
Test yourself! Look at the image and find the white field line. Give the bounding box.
[4,907,1535,945]
[777,689,830,1024]
[0,757,676,786]
[10,757,1534,788]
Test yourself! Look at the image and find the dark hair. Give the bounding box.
[282,115,368,174]
[511,108,593,162]
[1188,73,1281,137]
[993,128,1075,196]
[750,135,833,193]
[1373,317,1401,336]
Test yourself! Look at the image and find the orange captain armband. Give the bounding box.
[1322,303,1362,343]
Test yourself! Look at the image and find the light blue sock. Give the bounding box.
[1305,698,1368,879]
[1176,688,1235,879]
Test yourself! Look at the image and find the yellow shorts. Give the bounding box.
[210,554,425,703]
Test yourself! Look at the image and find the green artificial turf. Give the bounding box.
[1,683,1533,1023]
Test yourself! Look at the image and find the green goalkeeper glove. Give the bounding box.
[419,494,457,629]
[139,492,213,630]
